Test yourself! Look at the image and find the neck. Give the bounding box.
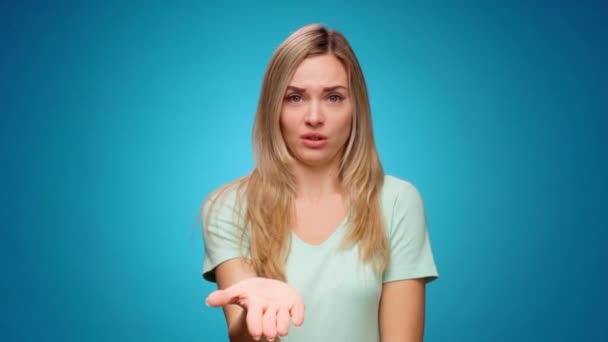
[290,160,343,202]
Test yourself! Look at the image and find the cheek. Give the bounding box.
[338,110,353,138]
[279,114,297,139]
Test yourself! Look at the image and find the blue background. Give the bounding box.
[1,1,606,341]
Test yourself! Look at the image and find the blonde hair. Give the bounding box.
[203,24,388,281]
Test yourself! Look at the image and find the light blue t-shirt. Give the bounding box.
[202,174,439,341]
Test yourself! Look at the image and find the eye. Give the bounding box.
[286,94,303,103]
[328,94,343,103]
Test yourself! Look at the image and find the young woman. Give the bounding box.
[201,24,439,342]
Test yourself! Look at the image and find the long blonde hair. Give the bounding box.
[203,24,388,281]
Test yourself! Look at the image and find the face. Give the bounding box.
[279,54,353,169]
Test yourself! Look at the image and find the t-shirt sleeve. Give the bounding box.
[201,188,249,283]
[382,182,439,284]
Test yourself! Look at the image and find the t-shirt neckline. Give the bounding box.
[291,213,350,248]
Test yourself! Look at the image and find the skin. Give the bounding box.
[206,274,304,341]
[279,53,353,194]
[280,54,353,244]
[380,279,427,341]
[206,54,428,341]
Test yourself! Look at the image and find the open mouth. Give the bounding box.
[301,135,328,148]
[302,133,328,141]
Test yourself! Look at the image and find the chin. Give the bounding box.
[302,159,330,167]
[297,154,339,168]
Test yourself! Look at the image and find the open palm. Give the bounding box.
[206,277,305,341]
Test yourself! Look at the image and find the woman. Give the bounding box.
[201,24,439,341]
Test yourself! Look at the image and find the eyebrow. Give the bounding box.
[286,85,348,93]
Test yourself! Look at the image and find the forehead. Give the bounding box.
[289,54,348,88]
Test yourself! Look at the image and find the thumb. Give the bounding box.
[205,289,237,307]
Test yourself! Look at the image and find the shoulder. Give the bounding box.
[201,177,248,221]
[380,174,426,234]
[380,174,421,205]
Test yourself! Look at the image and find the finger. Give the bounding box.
[276,305,291,337]
[206,280,250,307]
[290,297,305,327]
[262,305,278,341]
[205,289,238,307]
[246,301,264,340]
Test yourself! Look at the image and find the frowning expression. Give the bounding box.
[279,54,353,168]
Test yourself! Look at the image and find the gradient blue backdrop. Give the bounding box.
[1,1,606,341]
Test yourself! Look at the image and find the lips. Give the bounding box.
[301,133,328,141]
[300,132,328,148]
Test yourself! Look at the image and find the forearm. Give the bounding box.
[379,279,426,342]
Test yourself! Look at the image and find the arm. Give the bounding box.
[200,188,260,341]
[379,278,427,342]
[214,258,260,342]
[212,259,303,342]
[379,180,439,341]
[202,187,304,341]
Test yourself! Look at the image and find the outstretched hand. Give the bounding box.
[206,277,305,341]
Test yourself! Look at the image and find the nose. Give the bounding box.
[305,100,324,126]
